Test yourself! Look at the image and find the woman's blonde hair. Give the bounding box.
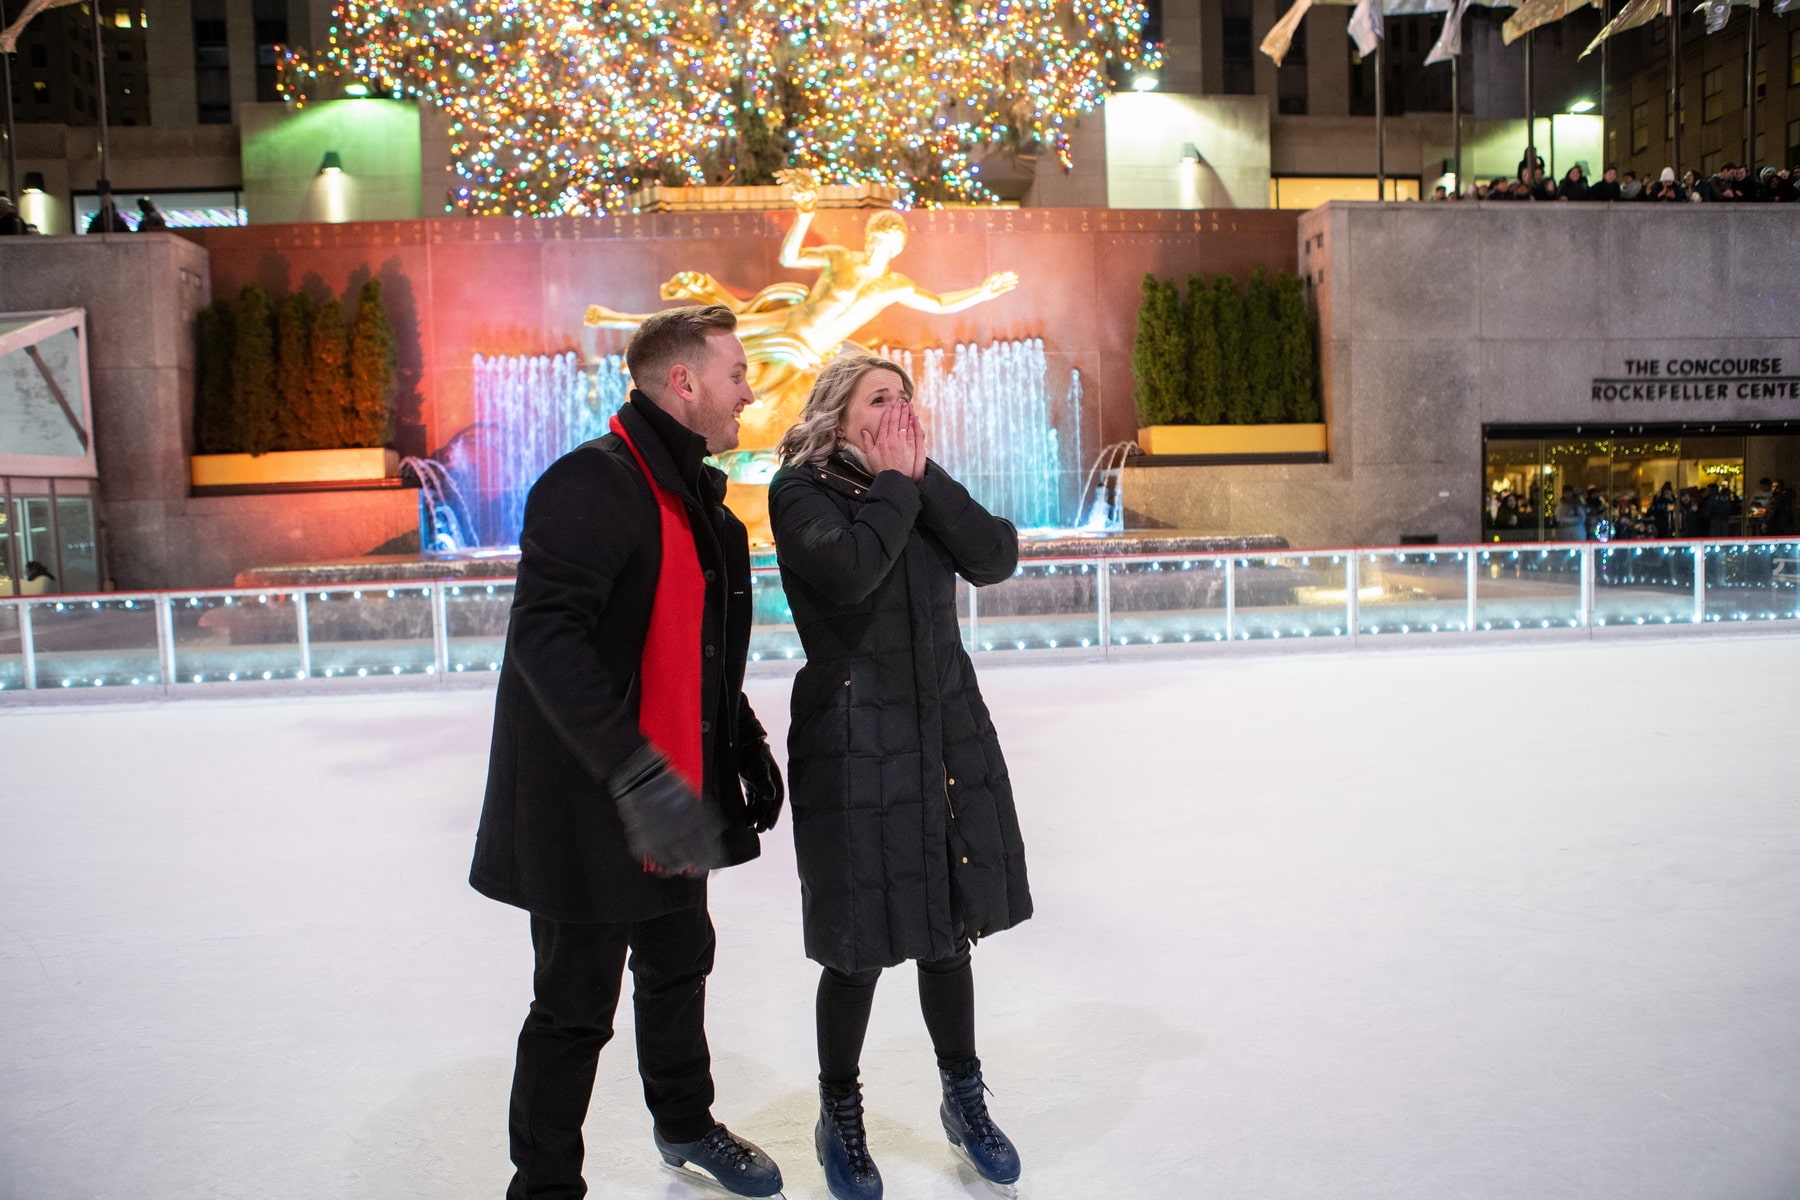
[777,350,916,466]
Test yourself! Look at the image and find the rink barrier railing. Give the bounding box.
[1,537,1796,696]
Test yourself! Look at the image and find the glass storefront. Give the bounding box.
[1,478,102,596]
[1483,424,1800,543]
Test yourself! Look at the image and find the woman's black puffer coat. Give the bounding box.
[769,452,1033,973]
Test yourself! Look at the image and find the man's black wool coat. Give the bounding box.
[471,393,766,923]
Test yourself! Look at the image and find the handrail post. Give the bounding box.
[1693,544,1706,623]
[1579,546,1595,629]
[431,582,450,677]
[1345,554,1360,637]
[1223,557,1236,641]
[19,600,37,689]
[1465,550,1478,632]
[155,595,176,686]
[967,583,979,653]
[1096,558,1111,656]
[295,590,313,679]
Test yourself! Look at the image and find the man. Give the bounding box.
[472,304,788,1200]
[1589,166,1622,202]
[135,196,169,230]
[86,189,132,233]
[0,195,26,235]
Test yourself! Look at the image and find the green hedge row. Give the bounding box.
[1131,267,1320,428]
[195,278,395,455]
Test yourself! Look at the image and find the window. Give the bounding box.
[1278,63,1308,114]
[1791,29,1800,86]
[193,17,231,124]
[1788,118,1800,167]
[1702,67,1723,122]
[113,9,130,27]
[1701,149,1722,177]
[32,80,50,103]
[1222,0,1254,95]
[253,14,288,101]
[29,45,47,68]
[1287,19,1308,66]
[1632,101,1650,154]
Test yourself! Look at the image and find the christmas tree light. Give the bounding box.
[280,0,1158,214]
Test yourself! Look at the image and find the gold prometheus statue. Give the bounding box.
[584,169,1019,455]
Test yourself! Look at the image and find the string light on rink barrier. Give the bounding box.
[276,0,1160,213]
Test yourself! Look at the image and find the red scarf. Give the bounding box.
[610,414,707,797]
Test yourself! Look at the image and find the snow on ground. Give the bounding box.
[3,635,1799,1200]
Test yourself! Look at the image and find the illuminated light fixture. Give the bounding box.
[1568,99,1596,113]
[1131,73,1159,92]
[319,150,345,174]
[23,172,46,193]
[1180,142,1202,164]
[343,83,370,97]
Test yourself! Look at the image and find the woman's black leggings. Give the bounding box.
[816,944,975,1086]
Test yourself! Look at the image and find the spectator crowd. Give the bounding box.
[1432,148,1800,203]
[1489,476,1797,541]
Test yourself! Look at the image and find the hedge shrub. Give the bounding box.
[1129,267,1320,427]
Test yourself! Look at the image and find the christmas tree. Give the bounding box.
[283,0,1158,214]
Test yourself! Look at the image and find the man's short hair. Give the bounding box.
[625,305,738,394]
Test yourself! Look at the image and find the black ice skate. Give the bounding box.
[816,1080,883,1200]
[654,1122,786,1198]
[939,1057,1021,1198]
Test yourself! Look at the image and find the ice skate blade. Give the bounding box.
[658,1157,786,1200]
[947,1141,1020,1198]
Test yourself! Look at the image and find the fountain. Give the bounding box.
[424,340,1083,552]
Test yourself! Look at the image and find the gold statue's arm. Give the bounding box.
[893,271,1020,315]
[583,304,659,330]
[658,270,746,308]
[776,168,829,269]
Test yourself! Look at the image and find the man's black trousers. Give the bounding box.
[507,908,717,1200]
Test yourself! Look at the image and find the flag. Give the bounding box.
[1694,0,1755,33]
[1581,0,1668,58]
[1425,0,1476,62]
[1348,0,1386,56]
[1261,0,1317,65]
[1503,0,1597,44]
[0,0,85,55]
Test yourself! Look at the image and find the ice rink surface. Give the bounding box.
[3,635,1799,1200]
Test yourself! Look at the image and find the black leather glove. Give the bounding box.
[607,744,725,878]
[739,739,785,833]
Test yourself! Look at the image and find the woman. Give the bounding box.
[768,352,1032,1200]
[1557,164,1589,202]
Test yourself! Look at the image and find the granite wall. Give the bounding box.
[1125,202,1800,548]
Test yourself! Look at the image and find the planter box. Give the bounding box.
[627,183,903,212]
[191,448,398,488]
[1138,424,1327,456]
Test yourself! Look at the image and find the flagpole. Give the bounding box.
[1525,30,1535,178]
[1668,3,1680,178]
[1376,39,1387,199]
[90,0,112,192]
[1744,2,1757,166]
[1452,52,1463,194]
[1600,0,1611,166]
[1,0,17,203]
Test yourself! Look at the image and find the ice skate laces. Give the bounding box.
[947,1070,1005,1148]
[826,1089,876,1174]
[698,1124,764,1172]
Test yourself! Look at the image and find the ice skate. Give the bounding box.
[654,1122,786,1199]
[816,1080,883,1200]
[939,1057,1021,1198]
